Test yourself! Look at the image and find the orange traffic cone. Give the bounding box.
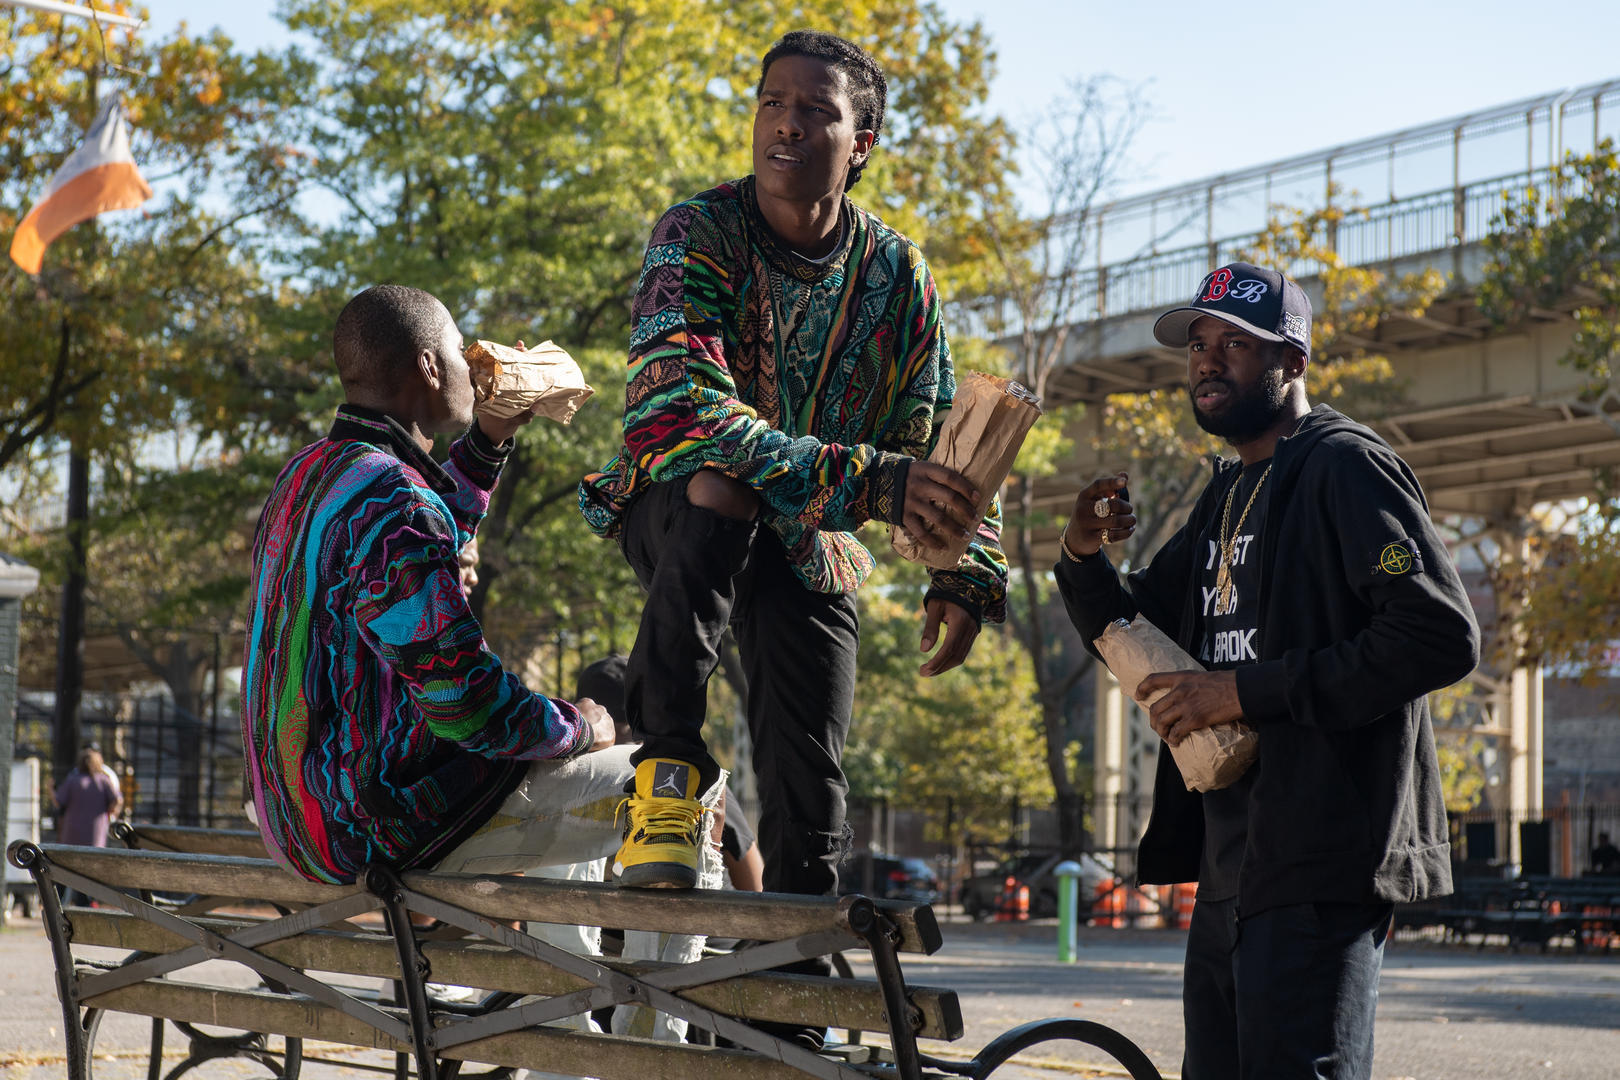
[993,876,1030,922]
[1174,881,1197,929]
[1093,877,1126,928]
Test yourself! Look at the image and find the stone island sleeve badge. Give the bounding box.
[1372,538,1426,578]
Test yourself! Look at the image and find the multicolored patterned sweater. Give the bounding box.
[580,177,1007,621]
[242,406,593,884]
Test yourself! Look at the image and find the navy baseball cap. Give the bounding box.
[1153,262,1312,360]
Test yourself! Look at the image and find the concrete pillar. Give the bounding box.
[0,554,41,928]
[1506,661,1544,868]
[1094,667,1126,854]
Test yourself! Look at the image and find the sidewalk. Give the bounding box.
[4,910,1618,1079]
[0,912,399,1079]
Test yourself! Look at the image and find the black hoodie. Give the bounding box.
[1056,404,1480,913]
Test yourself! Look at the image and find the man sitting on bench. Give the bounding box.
[241,284,631,887]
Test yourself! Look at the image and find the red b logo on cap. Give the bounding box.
[1199,268,1233,303]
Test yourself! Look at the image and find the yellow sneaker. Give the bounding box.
[614,758,703,889]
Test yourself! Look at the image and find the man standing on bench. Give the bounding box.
[243,284,629,888]
[579,31,1007,912]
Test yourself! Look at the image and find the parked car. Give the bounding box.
[837,852,941,904]
[957,851,1112,920]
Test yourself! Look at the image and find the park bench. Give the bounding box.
[10,836,1163,1080]
[1409,875,1620,953]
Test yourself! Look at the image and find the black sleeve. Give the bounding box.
[1054,502,1207,657]
[719,783,755,860]
[1235,441,1481,729]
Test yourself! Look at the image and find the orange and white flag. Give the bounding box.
[9,96,153,275]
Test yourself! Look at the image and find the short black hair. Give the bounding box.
[576,655,628,724]
[757,30,887,191]
[332,284,451,393]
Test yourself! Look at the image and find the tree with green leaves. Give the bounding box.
[1477,143,1620,676]
[1479,140,1620,382]
[1,9,311,473]
[2,7,312,786]
[266,0,1021,687]
[848,563,1055,839]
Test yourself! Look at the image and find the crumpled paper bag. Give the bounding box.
[1094,617,1258,792]
[891,372,1042,571]
[464,339,594,424]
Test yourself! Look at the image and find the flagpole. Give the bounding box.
[0,0,144,30]
[49,62,99,803]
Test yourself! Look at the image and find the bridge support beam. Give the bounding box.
[1505,661,1545,867]
[1094,670,1126,858]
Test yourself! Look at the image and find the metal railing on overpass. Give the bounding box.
[957,77,1620,337]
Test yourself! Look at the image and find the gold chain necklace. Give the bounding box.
[1215,464,1271,612]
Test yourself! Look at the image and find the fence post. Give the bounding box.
[207,632,222,827]
[1055,860,1082,963]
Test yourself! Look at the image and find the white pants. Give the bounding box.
[435,746,637,875]
[434,748,724,1080]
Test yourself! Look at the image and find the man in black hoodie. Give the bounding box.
[1055,262,1479,1080]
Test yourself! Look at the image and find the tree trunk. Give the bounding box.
[1052,788,1088,858]
[160,641,208,826]
[1010,474,1090,856]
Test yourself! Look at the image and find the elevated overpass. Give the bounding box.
[989,79,1620,866]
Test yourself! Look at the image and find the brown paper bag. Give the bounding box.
[465,339,594,424]
[1094,617,1258,792]
[890,373,1042,571]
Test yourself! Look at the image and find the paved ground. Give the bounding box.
[2,910,1616,1078]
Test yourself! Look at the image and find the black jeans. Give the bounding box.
[619,477,858,898]
[1183,896,1393,1080]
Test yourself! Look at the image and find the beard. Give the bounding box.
[1190,361,1289,444]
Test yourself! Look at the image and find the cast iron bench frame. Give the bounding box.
[11,829,1162,1080]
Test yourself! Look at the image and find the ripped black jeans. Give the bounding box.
[619,477,857,898]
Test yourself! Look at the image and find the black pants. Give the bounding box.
[619,477,858,898]
[1183,896,1393,1080]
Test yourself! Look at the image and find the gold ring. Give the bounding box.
[1099,528,1110,544]
[1093,497,1111,518]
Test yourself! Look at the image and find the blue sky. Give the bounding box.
[936,0,1620,197]
[149,1,1620,202]
[145,0,1620,205]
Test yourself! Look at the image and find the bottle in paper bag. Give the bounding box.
[1094,617,1258,792]
[890,373,1042,571]
[464,339,594,424]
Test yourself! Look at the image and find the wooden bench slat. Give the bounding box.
[39,844,942,955]
[82,981,880,1080]
[69,910,964,1039]
[405,869,943,955]
[116,823,268,860]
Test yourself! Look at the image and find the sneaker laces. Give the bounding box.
[617,795,702,839]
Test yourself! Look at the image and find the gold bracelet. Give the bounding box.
[1059,522,1096,562]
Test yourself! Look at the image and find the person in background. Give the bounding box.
[714,785,765,892]
[54,745,123,905]
[1592,832,1620,876]
[84,740,123,810]
[457,535,480,598]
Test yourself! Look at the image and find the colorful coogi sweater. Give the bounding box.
[579,177,1008,622]
[242,405,593,884]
